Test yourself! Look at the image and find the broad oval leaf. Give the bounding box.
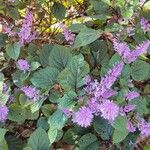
[113,116,128,144]
[58,54,89,92]
[49,45,72,71]
[6,42,20,60]
[76,133,99,150]
[31,67,59,89]
[73,28,101,48]
[131,60,150,81]
[28,128,50,150]
[52,2,66,20]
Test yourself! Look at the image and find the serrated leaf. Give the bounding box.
[58,54,89,92]
[76,133,99,150]
[28,128,50,150]
[49,45,72,71]
[52,2,66,20]
[73,28,101,48]
[93,117,113,140]
[31,67,59,89]
[6,42,20,60]
[131,60,150,81]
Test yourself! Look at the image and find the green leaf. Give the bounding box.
[7,7,20,20]
[73,28,101,48]
[76,133,99,150]
[31,67,59,89]
[6,42,20,60]
[113,116,128,144]
[52,2,66,20]
[39,44,53,67]
[23,147,32,150]
[0,139,9,150]
[131,60,150,81]
[0,128,6,142]
[93,117,113,140]
[63,128,80,144]
[41,104,53,117]
[0,33,7,48]
[0,92,9,105]
[8,104,26,123]
[58,54,89,92]
[48,109,67,130]
[58,91,77,109]
[49,45,72,71]
[30,97,45,113]
[28,128,50,150]
[48,127,58,145]
[129,97,148,115]
[37,117,49,130]
[31,61,41,71]
[6,134,23,150]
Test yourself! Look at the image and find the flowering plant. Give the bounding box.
[0,0,150,149]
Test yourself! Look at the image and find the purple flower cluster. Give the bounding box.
[113,40,150,63]
[21,86,40,101]
[59,22,75,44]
[124,91,140,101]
[72,107,93,127]
[72,61,124,127]
[138,119,150,138]
[17,59,30,72]
[140,17,150,33]
[18,10,36,45]
[0,105,8,122]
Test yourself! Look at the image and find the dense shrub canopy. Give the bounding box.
[0,0,150,149]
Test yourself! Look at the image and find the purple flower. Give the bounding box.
[17,59,30,71]
[128,40,150,62]
[101,89,117,99]
[98,61,124,96]
[72,106,93,127]
[62,108,72,117]
[18,10,35,45]
[125,91,140,101]
[138,120,150,138]
[87,98,101,114]
[99,100,119,122]
[140,17,150,33]
[113,41,131,61]
[21,86,40,101]
[4,26,16,37]
[123,104,136,113]
[127,27,135,36]
[0,105,8,122]
[2,83,8,94]
[113,40,150,63]
[59,22,75,44]
[127,120,136,133]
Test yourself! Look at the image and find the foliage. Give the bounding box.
[0,0,150,149]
